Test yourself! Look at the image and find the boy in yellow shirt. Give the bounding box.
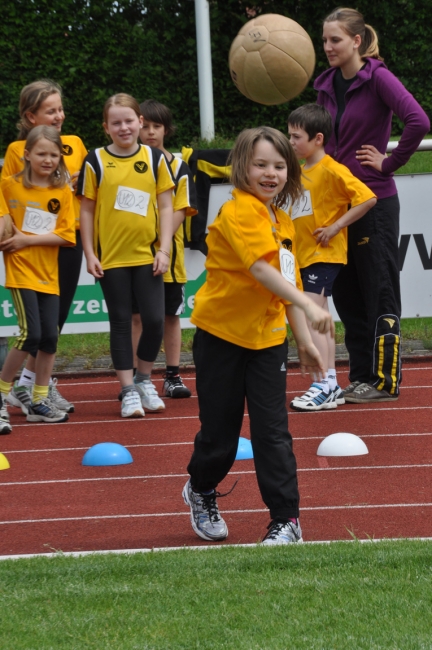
[288,104,376,411]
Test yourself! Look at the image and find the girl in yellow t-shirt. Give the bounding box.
[78,94,174,419]
[2,79,87,415]
[183,126,334,546]
[0,125,76,431]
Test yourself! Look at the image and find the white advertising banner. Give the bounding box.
[0,173,431,334]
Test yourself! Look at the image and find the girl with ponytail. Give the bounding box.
[314,7,430,404]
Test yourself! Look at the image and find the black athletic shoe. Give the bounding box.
[162,374,191,398]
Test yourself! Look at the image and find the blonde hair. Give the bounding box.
[324,7,383,61]
[228,127,302,208]
[19,125,68,189]
[17,79,63,140]
[103,93,141,123]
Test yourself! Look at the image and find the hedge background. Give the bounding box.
[0,0,431,154]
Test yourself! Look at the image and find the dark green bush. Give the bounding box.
[0,0,430,154]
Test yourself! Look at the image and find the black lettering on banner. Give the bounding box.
[398,234,411,271]
[413,234,432,270]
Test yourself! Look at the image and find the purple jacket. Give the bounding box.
[314,58,430,199]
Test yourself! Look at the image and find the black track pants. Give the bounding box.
[332,195,401,394]
[187,329,300,521]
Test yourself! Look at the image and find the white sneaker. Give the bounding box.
[261,520,303,545]
[290,383,337,412]
[121,390,144,418]
[134,379,165,412]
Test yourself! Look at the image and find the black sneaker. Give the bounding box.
[163,374,191,398]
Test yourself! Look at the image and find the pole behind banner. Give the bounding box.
[194,0,215,141]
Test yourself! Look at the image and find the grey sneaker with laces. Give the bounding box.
[26,398,69,423]
[182,479,228,541]
[344,383,398,404]
[0,394,12,434]
[342,380,363,398]
[48,378,74,413]
[6,382,32,415]
[261,519,303,545]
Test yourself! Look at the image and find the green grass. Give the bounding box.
[0,541,431,649]
[52,317,432,361]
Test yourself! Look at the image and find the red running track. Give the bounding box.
[0,359,431,556]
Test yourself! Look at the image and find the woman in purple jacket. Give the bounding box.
[314,7,430,404]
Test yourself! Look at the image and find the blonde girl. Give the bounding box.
[78,94,174,419]
[183,126,333,546]
[0,125,76,430]
[315,7,430,403]
[2,79,87,415]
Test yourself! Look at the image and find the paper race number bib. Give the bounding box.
[291,190,313,220]
[279,248,296,286]
[22,207,58,235]
[114,185,150,217]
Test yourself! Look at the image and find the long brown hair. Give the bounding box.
[19,125,68,189]
[228,126,302,208]
[324,7,383,61]
[17,79,63,140]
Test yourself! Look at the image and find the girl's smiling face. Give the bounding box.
[247,138,287,208]
[104,106,142,154]
[27,93,65,132]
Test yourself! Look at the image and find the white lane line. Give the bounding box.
[1,502,432,526]
[4,442,195,454]
[7,402,432,429]
[4,430,432,455]
[2,536,432,560]
[1,463,432,487]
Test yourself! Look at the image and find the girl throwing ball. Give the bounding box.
[183,126,334,545]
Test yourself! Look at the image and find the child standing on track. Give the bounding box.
[139,99,198,398]
[183,126,334,545]
[288,104,376,412]
[0,125,76,431]
[78,94,175,419]
[2,79,87,416]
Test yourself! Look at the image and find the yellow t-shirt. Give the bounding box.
[191,188,302,350]
[0,187,8,217]
[1,176,76,294]
[164,156,197,284]
[2,135,88,230]
[291,154,376,268]
[78,145,175,271]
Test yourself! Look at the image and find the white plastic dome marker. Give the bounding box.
[317,433,369,457]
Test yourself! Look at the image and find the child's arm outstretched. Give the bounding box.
[250,258,334,334]
[313,197,376,247]
[250,258,333,378]
[80,197,104,278]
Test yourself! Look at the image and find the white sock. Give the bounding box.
[327,369,337,391]
[18,369,36,388]
[314,374,329,394]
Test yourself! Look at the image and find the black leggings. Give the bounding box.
[188,330,299,521]
[100,264,164,370]
[58,230,83,332]
[11,289,59,356]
